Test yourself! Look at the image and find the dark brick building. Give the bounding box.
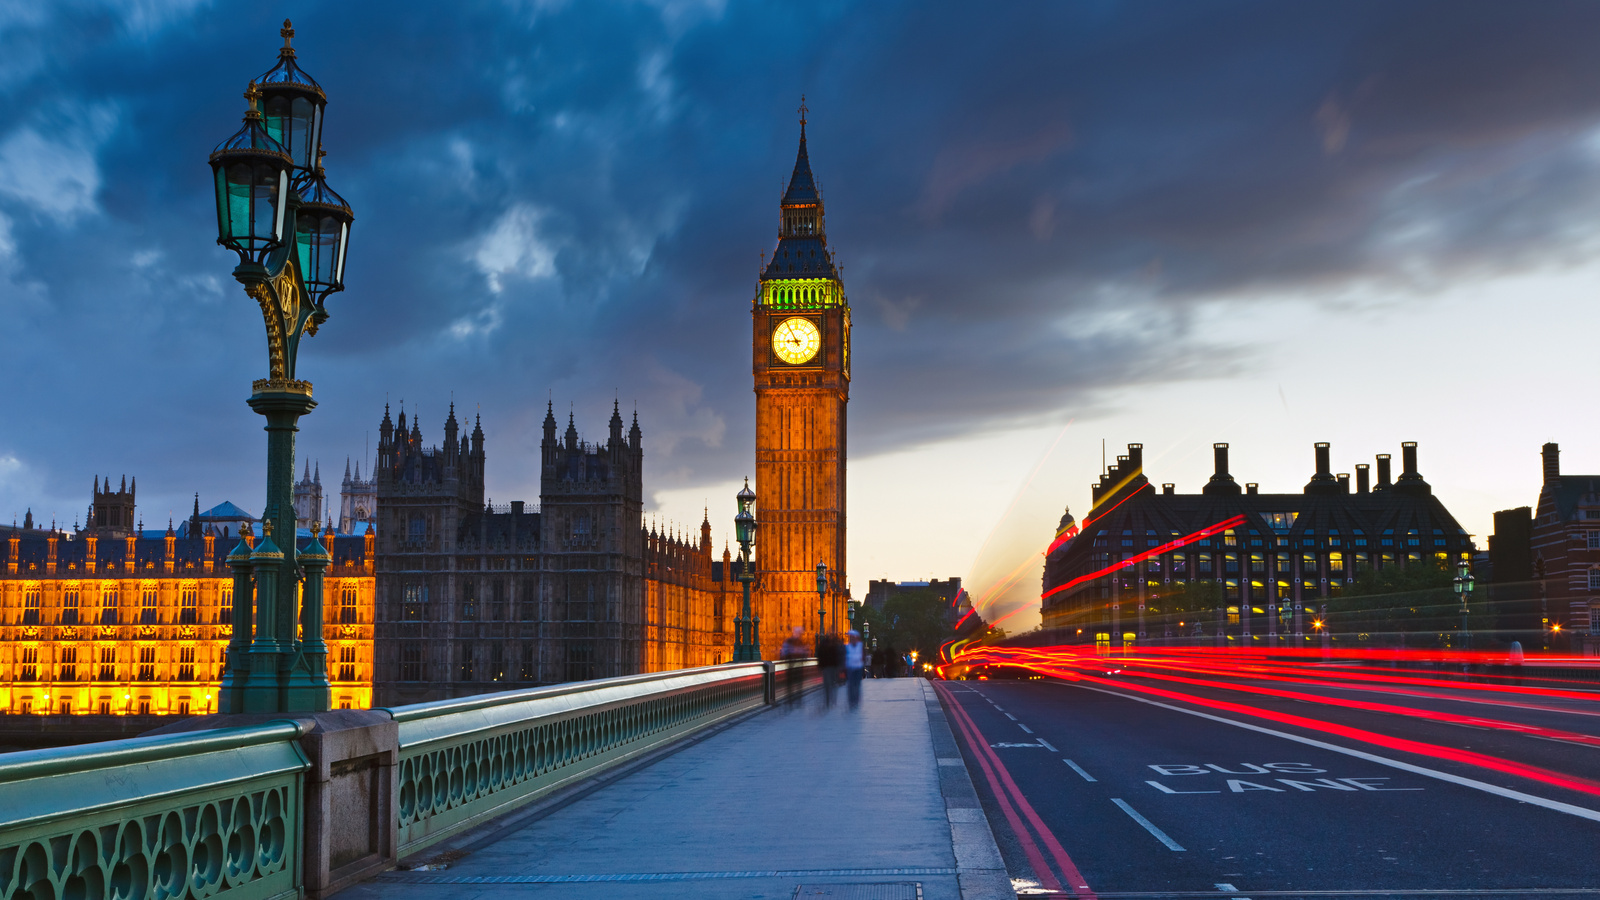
[1041,441,1475,648]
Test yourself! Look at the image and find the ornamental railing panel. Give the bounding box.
[382,661,783,857]
[0,722,309,900]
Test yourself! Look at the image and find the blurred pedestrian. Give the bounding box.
[780,626,808,707]
[844,630,865,709]
[817,631,843,707]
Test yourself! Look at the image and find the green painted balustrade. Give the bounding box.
[383,661,786,856]
[0,660,816,899]
[0,722,309,900]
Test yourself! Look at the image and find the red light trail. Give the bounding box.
[940,644,1600,801]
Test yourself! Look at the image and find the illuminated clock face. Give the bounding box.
[772,316,821,365]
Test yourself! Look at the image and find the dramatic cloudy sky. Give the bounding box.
[4,1,1600,627]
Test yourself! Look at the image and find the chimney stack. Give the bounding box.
[1337,473,1350,493]
[1355,464,1370,494]
[1543,442,1561,484]
[1246,483,1259,495]
[1204,443,1241,495]
[1127,443,1143,471]
[1375,454,1392,491]
[1305,442,1340,494]
[1395,442,1430,493]
[1162,483,1175,495]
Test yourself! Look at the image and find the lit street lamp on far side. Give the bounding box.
[733,479,760,662]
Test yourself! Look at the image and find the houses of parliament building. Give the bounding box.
[0,480,377,718]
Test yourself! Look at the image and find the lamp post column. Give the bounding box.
[733,479,760,662]
[816,560,828,642]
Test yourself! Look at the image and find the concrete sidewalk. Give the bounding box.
[336,678,1010,900]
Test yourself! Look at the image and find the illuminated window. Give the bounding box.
[220,587,233,625]
[19,648,37,682]
[1329,552,1345,574]
[178,646,195,682]
[59,647,77,682]
[100,586,119,625]
[338,645,357,682]
[1224,530,1238,548]
[137,646,156,681]
[340,585,358,623]
[98,647,115,681]
[1276,580,1290,600]
[179,586,198,625]
[137,700,150,715]
[141,588,158,625]
[1225,553,1239,574]
[1225,579,1240,602]
[1265,512,1298,533]
[1301,553,1317,575]
[403,583,427,620]
[22,588,40,625]
[1250,553,1265,574]
[1227,606,1240,625]
[62,587,80,625]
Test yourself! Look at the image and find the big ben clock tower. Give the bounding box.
[753,103,850,658]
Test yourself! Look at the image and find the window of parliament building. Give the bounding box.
[0,480,376,717]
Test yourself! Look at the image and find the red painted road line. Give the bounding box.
[938,683,1098,898]
[938,683,1066,893]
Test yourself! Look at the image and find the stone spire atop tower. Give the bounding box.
[609,398,624,446]
[763,101,836,280]
[565,411,579,449]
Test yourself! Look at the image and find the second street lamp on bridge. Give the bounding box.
[816,560,828,641]
[733,479,760,662]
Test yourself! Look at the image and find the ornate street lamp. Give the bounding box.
[1454,560,1476,655]
[816,560,828,641]
[733,479,760,662]
[211,21,352,714]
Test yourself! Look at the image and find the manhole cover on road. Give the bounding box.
[792,883,922,900]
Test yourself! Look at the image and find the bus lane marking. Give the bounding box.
[1111,798,1186,851]
[1074,683,1600,823]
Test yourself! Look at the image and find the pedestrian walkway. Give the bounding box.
[336,678,1010,900]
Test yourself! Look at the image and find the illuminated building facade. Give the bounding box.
[0,491,376,717]
[751,109,851,658]
[1042,442,1475,647]
[371,404,735,706]
[1526,443,1600,650]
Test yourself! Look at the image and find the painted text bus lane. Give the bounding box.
[1143,762,1425,795]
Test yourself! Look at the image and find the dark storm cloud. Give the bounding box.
[1,0,1598,523]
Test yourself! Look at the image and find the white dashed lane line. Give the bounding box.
[1112,798,1185,852]
[1037,739,1058,753]
[1004,713,1017,720]
[1063,759,1096,782]
[1018,723,1034,734]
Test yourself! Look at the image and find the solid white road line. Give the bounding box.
[1071,682,1600,825]
[1111,798,1185,851]
[1063,759,1096,782]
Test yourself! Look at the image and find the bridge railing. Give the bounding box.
[0,660,816,900]
[0,722,309,900]
[383,660,785,856]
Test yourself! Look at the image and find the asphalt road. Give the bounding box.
[937,670,1600,899]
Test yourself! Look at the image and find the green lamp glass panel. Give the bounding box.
[296,211,343,293]
[220,162,284,252]
[262,94,320,171]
